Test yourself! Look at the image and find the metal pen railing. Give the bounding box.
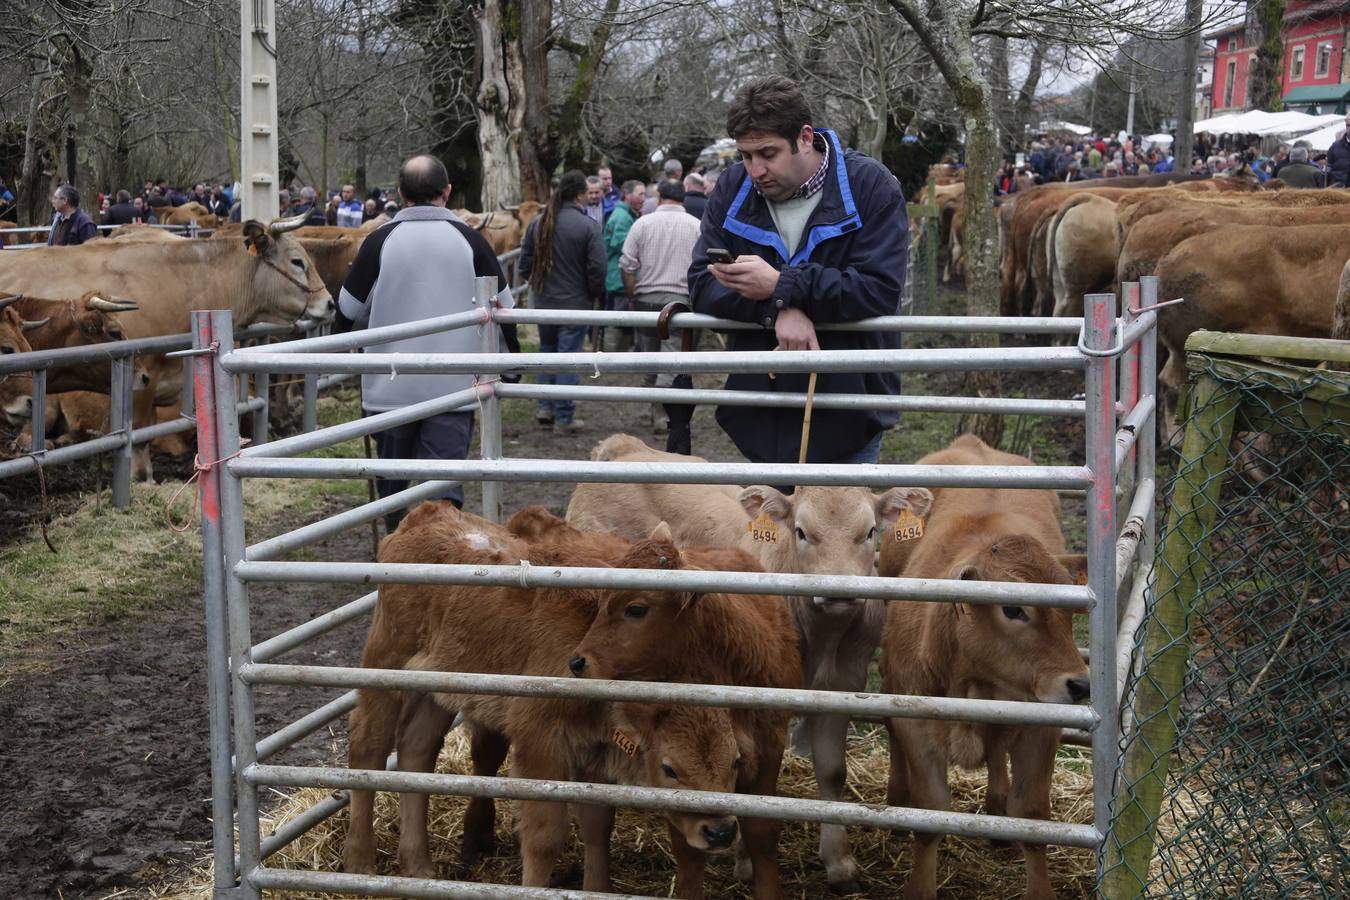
[189,275,1160,898]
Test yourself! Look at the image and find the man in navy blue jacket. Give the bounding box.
[688,75,907,465]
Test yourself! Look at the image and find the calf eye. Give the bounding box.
[1002,606,1029,622]
[290,257,304,268]
[795,527,809,543]
[624,604,648,619]
[1,346,13,354]
[865,526,877,542]
[107,329,124,340]
[660,763,678,779]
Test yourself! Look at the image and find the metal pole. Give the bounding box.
[251,370,270,446]
[190,311,238,893]
[1118,283,1142,552]
[110,356,135,508]
[1083,292,1120,877]
[239,0,280,221]
[211,310,264,900]
[29,368,46,454]
[475,277,503,522]
[302,373,318,433]
[181,356,195,420]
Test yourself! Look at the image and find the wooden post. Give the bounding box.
[1102,367,1240,898]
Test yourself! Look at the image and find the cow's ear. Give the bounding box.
[875,486,934,528]
[951,562,982,581]
[648,521,673,543]
[1056,554,1090,587]
[242,220,271,255]
[678,592,701,613]
[739,485,791,523]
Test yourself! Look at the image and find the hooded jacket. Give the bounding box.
[688,129,908,463]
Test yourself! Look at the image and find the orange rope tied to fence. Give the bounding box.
[166,438,252,533]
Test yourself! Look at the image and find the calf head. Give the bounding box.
[612,702,746,853]
[950,534,1090,705]
[507,505,630,559]
[241,217,334,326]
[568,527,691,682]
[739,484,934,612]
[0,307,35,423]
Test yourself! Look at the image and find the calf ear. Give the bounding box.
[952,562,983,582]
[648,521,673,543]
[875,486,934,527]
[1056,554,1090,587]
[739,485,792,523]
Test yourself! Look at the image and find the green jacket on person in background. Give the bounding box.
[603,203,637,293]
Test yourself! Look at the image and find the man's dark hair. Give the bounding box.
[398,155,450,204]
[621,179,644,197]
[657,180,686,202]
[116,190,131,204]
[726,75,813,145]
[55,184,80,207]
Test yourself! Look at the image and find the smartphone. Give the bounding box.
[706,248,734,264]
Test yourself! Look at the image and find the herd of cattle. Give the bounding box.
[344,432,1089,900]
[918,165,1350,432]
[0,202,542,474]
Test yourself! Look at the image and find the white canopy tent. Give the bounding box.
[1193,110,1343,137]
[1042,120,1092,136]
[1299,122,1347,151]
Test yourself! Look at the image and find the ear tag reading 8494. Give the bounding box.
[747,512,779,544]
[894,508,925,543]
[613,728,638,757]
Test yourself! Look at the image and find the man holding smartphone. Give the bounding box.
[688,75,908,465]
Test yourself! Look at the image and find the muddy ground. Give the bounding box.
[0,319,1088,898]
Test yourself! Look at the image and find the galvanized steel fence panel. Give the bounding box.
[192,279,1159,898]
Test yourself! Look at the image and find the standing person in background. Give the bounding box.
[47,185,99,246]
[688,74,908,468]
[1325,114,1350,187]
[102,190,140,226]
[1278,146,1325,188]
[333,154,518,531]
[583,175,605,225]
[519,170,606,434]
[682,173,709,219]
[336,183,364,228]
[598,165,621,220]
[600,180,645,351]
[292,186,326,226]
[620,178,702,436]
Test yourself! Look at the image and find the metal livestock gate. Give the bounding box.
[191,277,1162,898]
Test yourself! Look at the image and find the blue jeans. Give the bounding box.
[536,323,588,424]
[373,410,475,531]
[830,432,884,465]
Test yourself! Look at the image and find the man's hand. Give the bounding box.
[774,307,819,351]
[709,255,780,301]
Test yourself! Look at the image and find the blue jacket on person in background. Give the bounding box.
[687,128,908,464]
[47,207,98,245]
[1326,133,1350,187]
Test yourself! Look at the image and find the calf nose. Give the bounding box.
[326,298,336,313]
[568,655,586,676]
[701,820,738,850]
[1067,676,1090,703]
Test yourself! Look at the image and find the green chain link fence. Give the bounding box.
[1101,331,1350,898]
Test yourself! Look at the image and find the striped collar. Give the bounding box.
[789,132,831,200]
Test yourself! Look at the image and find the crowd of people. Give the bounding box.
[991,113,1350,194]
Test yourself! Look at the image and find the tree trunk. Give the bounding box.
[1174,0,1204,171]
[555,0,621,171]
[518,0,552,200]
[476,0,525,209]
[1245,0,1287,111]
[19,71,47,228]
[1014,41,1047,146]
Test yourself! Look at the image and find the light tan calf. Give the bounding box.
[880,434,1089,900]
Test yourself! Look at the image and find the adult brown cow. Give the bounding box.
[879,434,1089,900]
[154,201,219,228]
[451,201,543,256]
[567,432,933,894]
[0,215,330,479]
[1154,223,1350,433]
[0,305,36,424]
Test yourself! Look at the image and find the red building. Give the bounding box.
[1210,1,1350,114]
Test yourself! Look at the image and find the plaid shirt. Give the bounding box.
[790,133,831,200]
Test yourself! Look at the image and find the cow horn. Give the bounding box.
[268,212,308,235]
[87,296,139,312]
[0,293,24,311]
[501,203,520,212]
[21,317,52,331]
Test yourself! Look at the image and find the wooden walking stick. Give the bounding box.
[798,371,818,465]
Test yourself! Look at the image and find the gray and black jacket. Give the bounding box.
[518,202,606,311]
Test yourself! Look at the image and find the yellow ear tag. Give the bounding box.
[613,728,638,757]
[747,512,779,544]
[246,242,259,256]
[894,509,925,542]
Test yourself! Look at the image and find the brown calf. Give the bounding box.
[567,432,933,893]
[343,503,758,897]
[880,434,1089,900]
[0,306,35,424]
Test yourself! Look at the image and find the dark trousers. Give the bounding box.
[372,409,475,532]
